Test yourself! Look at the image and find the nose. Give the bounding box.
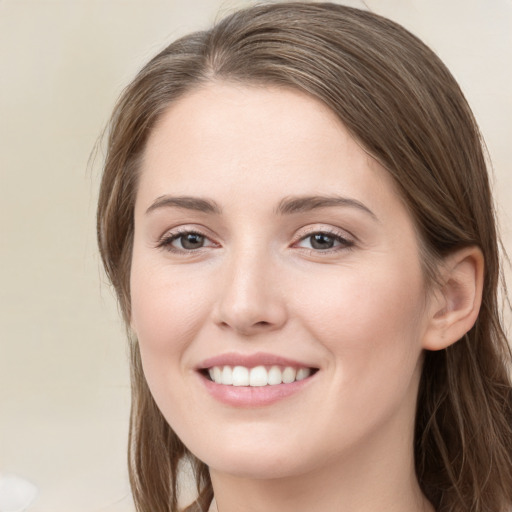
[212,248,288,336]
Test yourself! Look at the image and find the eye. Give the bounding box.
[158,229,217,252]
[295,231,354,251]
[174,232,206,250]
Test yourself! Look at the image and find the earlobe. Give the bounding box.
[422,246,484,351]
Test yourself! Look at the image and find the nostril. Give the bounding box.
[213,297,288,334]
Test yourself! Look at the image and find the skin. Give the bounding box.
[129,82,481,512]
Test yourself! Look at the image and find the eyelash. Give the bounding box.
[156,227,355,255]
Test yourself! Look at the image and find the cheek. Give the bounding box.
[294,257,427,389]
[129,255,213,423]
[301,257,424,330]
[131,252,204,348]
[129,253,211,404]
[290,262,427,455]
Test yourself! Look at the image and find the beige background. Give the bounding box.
[0,1,510,511]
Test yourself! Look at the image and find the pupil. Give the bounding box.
[182,233,204,249]
[311,233,334,250]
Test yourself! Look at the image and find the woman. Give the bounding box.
[96,3,512,511]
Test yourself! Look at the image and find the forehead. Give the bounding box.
[136,82,400,215]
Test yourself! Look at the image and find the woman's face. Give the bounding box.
[130,83,434,479]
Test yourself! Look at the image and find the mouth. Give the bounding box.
[196,352,319,406]
[201,365,319,387]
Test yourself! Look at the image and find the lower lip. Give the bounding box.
[200,372,315,407]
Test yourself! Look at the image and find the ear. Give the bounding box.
[422,246,484,351]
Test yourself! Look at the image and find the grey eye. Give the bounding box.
[295,231,353,252]
[309,233,336,250]
[176,233,205,250]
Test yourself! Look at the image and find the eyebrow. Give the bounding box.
[145,195,222,215]
[276,195,378,220]
[145,194,377,220]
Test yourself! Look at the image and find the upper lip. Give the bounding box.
[197,352,317,370]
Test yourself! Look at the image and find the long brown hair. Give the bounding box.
[96,3,512,511]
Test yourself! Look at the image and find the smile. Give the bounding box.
[207,365,313,387]
[197,352,319,406]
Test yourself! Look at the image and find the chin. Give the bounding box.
[206,455,304,480]
[191,437,320,481]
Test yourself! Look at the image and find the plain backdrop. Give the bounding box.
[1,1,510,510]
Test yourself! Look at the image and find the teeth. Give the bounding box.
[221,365,233,385]
[232,366,249,386]
[296,368,311,381]
[207,365,312,386]
[282,366,296,383]
[249,366,268,387]
[268,365,283,385]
